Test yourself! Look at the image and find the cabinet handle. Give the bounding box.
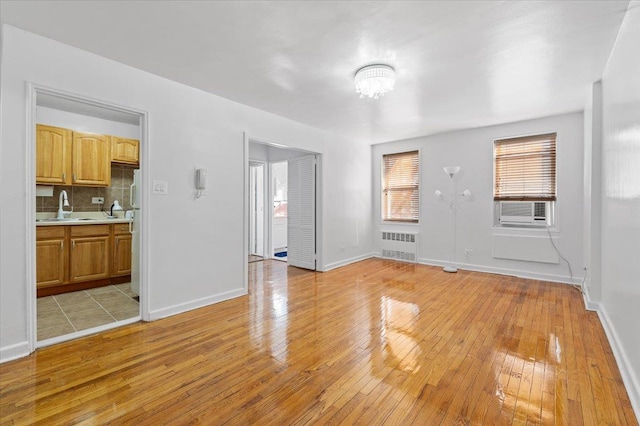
[72,240,75,249]
[60,241,64,250]
[72,174,77,182]
[62,172,66,181]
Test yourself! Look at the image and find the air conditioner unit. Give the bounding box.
[499,201,547,226]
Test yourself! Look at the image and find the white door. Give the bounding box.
[287,155,316,270]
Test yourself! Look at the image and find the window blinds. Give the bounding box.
[382,151,419,222]
[494,133,557,201]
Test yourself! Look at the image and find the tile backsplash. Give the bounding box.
[36,164,136,213]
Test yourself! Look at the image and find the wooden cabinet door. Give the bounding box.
[36,124,72,185]
[36,238,67,288]
[112,234,132,276]
[70,236,110,282]
[111,137,139,165]
[72,132,111,186]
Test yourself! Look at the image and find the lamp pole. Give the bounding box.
[443,167,459,273]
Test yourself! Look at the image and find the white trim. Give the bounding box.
[148,288,246,321]
[138,110,151,322]
[416,256,585,285]
[581,286,600,312]
[321,253,376,272]
[595,307,640,419]
[26,84,151,354]
[243,133,249,293]
[0,342,30,364]
[248,160,268,258]
[37,316,140,349]
[26,84,37,353]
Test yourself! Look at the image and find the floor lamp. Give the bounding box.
[435,166,471,273]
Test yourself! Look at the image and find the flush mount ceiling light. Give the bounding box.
[354,64,396,99]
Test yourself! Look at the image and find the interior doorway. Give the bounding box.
[245,138,322,280]
[29,85,146,350]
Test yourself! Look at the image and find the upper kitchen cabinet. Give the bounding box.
[111,136,139,165]
[36,124,72,185]
[72,132,111,186]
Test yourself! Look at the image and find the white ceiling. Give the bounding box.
[0,1,629,144]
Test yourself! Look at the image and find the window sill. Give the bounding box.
[492,225,558,233]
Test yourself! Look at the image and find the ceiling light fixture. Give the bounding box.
[354,64,396,99]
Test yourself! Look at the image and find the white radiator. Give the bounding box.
[380,232,418,263]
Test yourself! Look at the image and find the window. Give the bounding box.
[382,151,419,222]
[494,133,556,201]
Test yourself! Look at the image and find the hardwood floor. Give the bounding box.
[0,259,636,424]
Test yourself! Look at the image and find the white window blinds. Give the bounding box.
[494,133,557,201]
[382,151,419,222]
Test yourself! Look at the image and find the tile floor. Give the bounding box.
[37,283,139,341]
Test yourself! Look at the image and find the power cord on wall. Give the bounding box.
[546,226,584,294]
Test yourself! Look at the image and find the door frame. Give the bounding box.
[26,83,150,352]
[243,134,324,289]
[248,161,267,258]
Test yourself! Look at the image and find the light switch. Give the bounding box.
[152,180,168,195]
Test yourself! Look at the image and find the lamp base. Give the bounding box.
[443,266,458,273]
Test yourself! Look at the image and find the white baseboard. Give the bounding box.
[594,305,640,420]
[417,257,583,285]
[0,341,30,364]
[581,286,600,311]
[149,288,247,321]
[321,252,375,272]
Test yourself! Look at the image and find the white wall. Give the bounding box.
[373,112,585,283]
[597,0,640,414]
[37,106,140,139]
[583,81,603,303]
[0,25,372,361]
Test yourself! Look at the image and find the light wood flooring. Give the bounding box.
[0,259,636,424]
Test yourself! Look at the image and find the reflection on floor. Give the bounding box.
[37,283,139,341]
[248,255,263,263]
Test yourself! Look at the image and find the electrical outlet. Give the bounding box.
[464,249,474,256]
[92,197,104,204]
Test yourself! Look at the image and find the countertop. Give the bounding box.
[35,213,132,226]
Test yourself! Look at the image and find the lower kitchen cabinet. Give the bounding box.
[36,223,131,295]
[112,223,132,276]
[70,225,110,282]
[36,227,67,288]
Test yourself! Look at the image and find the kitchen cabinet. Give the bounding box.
[36,125,112,187]
[35,125,72,185]
[36,226,68,288]
[36,222,133,296]
[111,137,139,165]
[72,132,111,186]
[69,225,110,283]
[112,223,132,276]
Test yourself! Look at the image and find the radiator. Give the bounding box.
[380,232,418,263]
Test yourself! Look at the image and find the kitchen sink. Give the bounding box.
[36,218,96,222]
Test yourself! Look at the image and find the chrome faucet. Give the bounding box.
[57,190,72,219]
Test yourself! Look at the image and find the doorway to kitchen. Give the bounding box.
[28,85,147,349]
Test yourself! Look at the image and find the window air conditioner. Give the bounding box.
[499,201,547,226]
